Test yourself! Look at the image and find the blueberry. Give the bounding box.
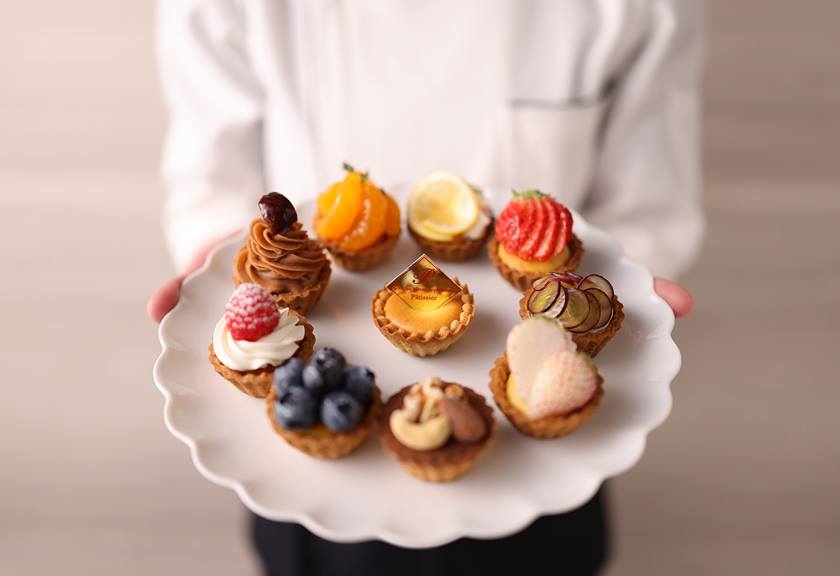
[342,366,376,406]
[321,391,364,432]
[274,387,318,430]
[272,358,306,395]
[302,364,327,398]
[311,348,346,390]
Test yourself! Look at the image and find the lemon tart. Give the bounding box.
[407,171,493,261]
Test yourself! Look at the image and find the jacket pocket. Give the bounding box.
[491,97,608,205]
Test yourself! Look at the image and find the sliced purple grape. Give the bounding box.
[585,287,614,331]
[527,279,560,314]
[551,271,582,287]
[531,275,554,291]
[557,287,590,329]
[568,291,602,333]
[543,285,568,319]
[577,274,614,300]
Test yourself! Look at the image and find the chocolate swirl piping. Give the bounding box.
[234,219,328,292]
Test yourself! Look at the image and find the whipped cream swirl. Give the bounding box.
[213,308,305,371]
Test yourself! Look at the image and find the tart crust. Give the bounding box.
[266,385,382,460]
[489,354,603,439]
[518,294,625,357]
[208,313,315,398]
[322,232,400,272]
[378,384,495,482]
[407,216,493,262]
[487,234,584,292]
[371,278,475,357]
[233,246,332,315]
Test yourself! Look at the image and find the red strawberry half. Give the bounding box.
[554,203,573,255]
[225,283,280,341]
[533,197,559,261]
[496,197,536,254]
[518,196,548,259]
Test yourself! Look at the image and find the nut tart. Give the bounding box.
[379,378,495,482]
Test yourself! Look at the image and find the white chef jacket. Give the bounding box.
[158,0,704,278]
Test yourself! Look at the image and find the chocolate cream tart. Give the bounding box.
[234,192,331,314]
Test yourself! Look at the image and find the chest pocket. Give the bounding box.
[490,98,608,207]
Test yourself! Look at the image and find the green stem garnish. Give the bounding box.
[342,162,369,181]
[512,189,546,199]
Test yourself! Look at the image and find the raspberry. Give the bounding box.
[225,283,279,341]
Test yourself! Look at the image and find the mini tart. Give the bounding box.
[379,384,495,482]
[208,313,315,398]
[266,385,382,459]
[489,354,603,439]
[407,212,494,262]
[322,232,399,272]
[487,234,584,292]
[371,279,475,357]
[518,294,625,357]
[233,245,332,315]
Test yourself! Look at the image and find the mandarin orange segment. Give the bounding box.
[317,181,342,215]
[339,181,388,251]
[384,192,401,237]
[314,172,364,240]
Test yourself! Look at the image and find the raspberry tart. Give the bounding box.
[313,163,401,271]
[234,192,331,314]
[406,171,493,261]
[266,348,382,459]
[519,272,624,357]
[209,283,315,398]
[488,190,584,291]
[379,377,495,482]
[489,317,603,439]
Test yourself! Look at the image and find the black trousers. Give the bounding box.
[251,487,609,576]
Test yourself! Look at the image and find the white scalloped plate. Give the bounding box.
[154,189,680,548]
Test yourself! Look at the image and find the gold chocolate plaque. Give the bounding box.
[386,254,462,311]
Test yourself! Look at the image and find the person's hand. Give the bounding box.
[147,230,241,323]
[653,278,693,319]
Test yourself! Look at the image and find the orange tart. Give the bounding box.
[313,163,401,271]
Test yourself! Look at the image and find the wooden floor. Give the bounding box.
[1,2,838,574]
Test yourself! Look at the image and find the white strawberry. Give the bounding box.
[525,350,597,419]
[506,316,576,404]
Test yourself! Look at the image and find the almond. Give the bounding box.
[438,398,486,443]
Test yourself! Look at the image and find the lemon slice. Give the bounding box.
[408,171,479,241]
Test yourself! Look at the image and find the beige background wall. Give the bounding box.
[1,2,838,574]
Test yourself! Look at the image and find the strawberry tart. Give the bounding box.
[488,190,584,291]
